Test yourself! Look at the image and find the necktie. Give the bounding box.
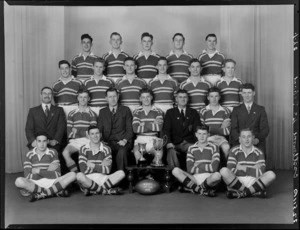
[181,109,185,120]
[45,105,50,117]
[247,105,251,114]
[112,108,116,115]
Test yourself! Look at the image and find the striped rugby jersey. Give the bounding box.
[216,77,243,108]
[102,50,129,80]
[52,76,82,105]
[149,75,178,105]
[166,50,193,84]
[227,145,266,178]
[115,75,147,107]
[67,107,97,138]
[132,106,164,136]
[180,77,212,111]
[23,147,61,180]
[83,75,114,107]
[79,142,112,175]
[186,142,220,174]
[198,50,225,76]
[71,52,100,82]
[133,51,160,80]
[199,105,231,136]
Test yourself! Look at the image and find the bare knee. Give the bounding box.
[220,167,230,178]
[212,172,222,182]
[66,171,76,181]
[76,172,85,183]
[62,148,70,159]
[172,167,182,177]
[265,171,276,181]
[116,170,125,179]
[15,177,26,188]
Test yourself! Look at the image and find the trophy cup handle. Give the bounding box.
[162,135,168,147]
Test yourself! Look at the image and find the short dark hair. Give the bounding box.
[35,131,49,140]
[124,57,135,64]
[224,59,236,66]
[195,125,209,133]
[81,34,93,42]
[77,89,90,97]
[239,128,254,136]
[176,89,189,96]
[205,33,217,41]
[88,125,99,134]
[93,57,105,66]
[141,32,153,41]
[139,87,154,98]
[208,86,221,96]
[172,33,185,42]
[41,86,53,94]
[105,87,119,96]
[58,60,71,68]
[158,56,168,63]
[110,32,122,40]
[189,58,200,66]
[241,83,255,91]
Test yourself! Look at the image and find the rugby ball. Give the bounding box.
[134,179,161,195]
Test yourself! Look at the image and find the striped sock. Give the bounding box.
[46,182,64,196]
[89,181,105,194]
[33,184,45,194]
[67,163,78,173]
[103,179,113,190]
[245,179,266,196]
[228,177,245,191]
[182,177,201,193]
[200,179,210,190]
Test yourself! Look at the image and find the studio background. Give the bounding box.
[4,3,294,172]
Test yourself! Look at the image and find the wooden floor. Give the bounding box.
[4,170,294,228]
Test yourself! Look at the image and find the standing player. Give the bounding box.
[72,34,100,83]
[76,125,125,195]
[83,58,114,116]
[62,89,97,173]
[149,57,178,114]
[166,33,193,84]
[180,59,212,112]
[216,59,243,111]
[198,34,225,86]
[172,125,221,197]
[53,60,82,117]
[15,132,76,202]
[116,57,148,113]
[102,32,129,83]
[220,128,276,198]
[199,87,231,161]
[133,32,160,84]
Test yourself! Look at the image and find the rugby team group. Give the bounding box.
[15,32,276,202]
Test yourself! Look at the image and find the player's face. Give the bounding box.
[124,60,136,75]
[59,64,70,78]
[36,135,48,152]
[157,60,168,74]
[106,91,119,107]
[141,36,153,51]
[173,35,185,50]
[241,89,255,103]
[176,93,188,107]
[140,93,152,106]
[77,93,89,106]
[88,128,101,144]
[189,62,201,77]
[195,129,209,144]
[93,62,104,76]
[239,130,254,148]
[206,36,217,51]
[81,38,92,53]
[207,92,220,106]
[41,88,52,104]
[110,35,122,49]
[224,62,235,78]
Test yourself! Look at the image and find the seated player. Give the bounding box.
[83,58,114,116]
[115,57,147,113]
[15,132,76,202]
[62,89,97,173]
[199,86,231,161]
[220,128,276,199]
[102,32,129,83]
[132,88,164,164]
[180,59,212,113]
[76,125,125,195]
[52,60,82,117]
[216,59,243,112]
[172,125,221,197]
[149,57,178,114]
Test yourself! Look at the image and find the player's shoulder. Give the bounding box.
[229,145,240,155]
[72,54,81,61]
[217,51,226,59]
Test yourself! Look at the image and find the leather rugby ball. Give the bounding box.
[134,179,160,195]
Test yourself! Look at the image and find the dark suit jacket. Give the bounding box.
[25,105,66,148]
[163,107,201,145]
[97,105,133,144]
[230,103,269,146]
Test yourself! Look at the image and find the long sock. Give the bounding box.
[245,179,266,196]
[200,179,211,190]
[67,163,78,173]
[89,180,105,194]
[182,177,201,193]
[228,177,245,191]
[102,179,113,190]
[45,182,64,196]
[33,184,45,194]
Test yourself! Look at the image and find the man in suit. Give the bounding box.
[230,83,269,154]
[97,87,133,172]
[163,89,201,170]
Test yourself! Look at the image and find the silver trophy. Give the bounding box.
[137,142,147,167]
[151,136,167,167]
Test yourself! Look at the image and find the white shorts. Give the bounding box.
[238,176,257,188]
[194,173,212,185]
[58,104,78,118]
[86,173,108,186]
[208,135,228,147]
[90,106,105,116]
[153,103,173,114]
[134,135,156,153]
[68,137,90,150]
[203,74,221,86]
[31,178,59,189]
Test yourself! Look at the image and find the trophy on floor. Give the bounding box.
[151,135,167,167]
[137,142,147,167]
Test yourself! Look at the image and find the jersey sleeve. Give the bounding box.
[39,150,61,179]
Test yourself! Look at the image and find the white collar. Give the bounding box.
[42,103,51,110]
[169,50,188,57]
[79,52,94,57]
[108,49,123,55]
[244,102,253,108]
[137,51,156,58]
[32,147,51,160]
[91,75,107,81]
[205,104,225,113]
[59,75,75,84]
[202,49,218,55]
[153,74,172,83]
[219,76,239,83]
[239,145,257,156]
[85,142,104,156]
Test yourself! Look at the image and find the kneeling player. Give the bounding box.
[76,125,125,195]
[172,125,221,197]
[220,128,276,199]
[15,132,76,202]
